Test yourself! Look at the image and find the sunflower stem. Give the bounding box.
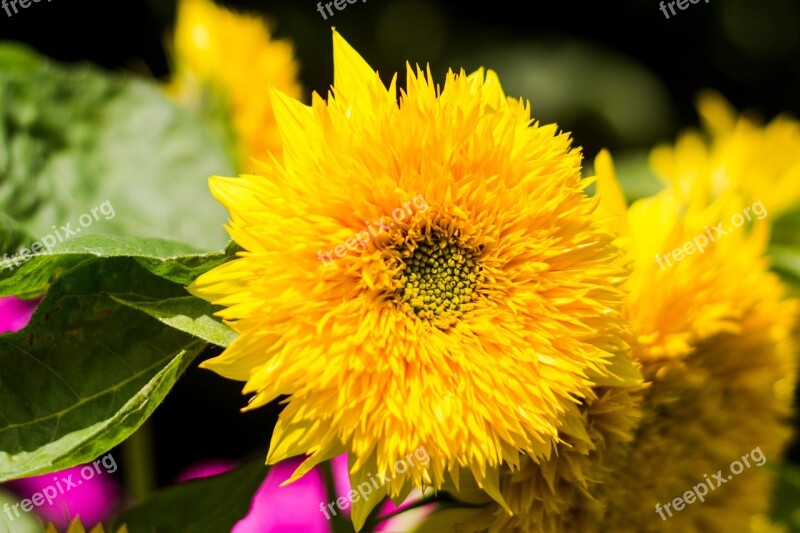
[121,421,156,503]
[366,494,487,530]
[365,494,439,528]
[321,460,355,533]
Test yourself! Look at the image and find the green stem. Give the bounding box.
[121,421,156,503]
[367,494,488,530]
[365,494,440,529]
[320,461,355,533]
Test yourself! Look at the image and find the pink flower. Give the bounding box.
[233,457,330,533]
[8,463,121,529]
[0,296,37,333]
[227,453,431,532]
[175,460,239,483]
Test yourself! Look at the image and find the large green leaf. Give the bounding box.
[111,459,268,532]
[0,234,230,298]
[0,45,234,252]
[0,257,208,481]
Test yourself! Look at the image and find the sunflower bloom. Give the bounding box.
[593,151,797,532]
[191,31,633,528]
[168,0,302,168]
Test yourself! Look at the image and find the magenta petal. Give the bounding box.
[375,499,407,532]
[331,453,351,516]
[0,296,37,333]
[8,464,121,528]
[175,460,238,483]
[233,458,331,533]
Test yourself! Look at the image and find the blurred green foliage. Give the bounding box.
[0,45,235,253]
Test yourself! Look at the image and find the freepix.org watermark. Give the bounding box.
[2,454,117,524]
[658,0,709,20]
[316,0,366,21]
[2,0,54,18]
[319,446,430,520]
[655,446,766,521]
[655,200,766,271]
[316,194,428,268]
[2,200,116,273]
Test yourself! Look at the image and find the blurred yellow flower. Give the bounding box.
[191,31,633,530]
[593,150,797,532]
[750,514,790,533]
[651,91,800,218]
[430,383,642,533]
[168,0,302,169]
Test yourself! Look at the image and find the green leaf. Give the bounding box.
[0,234,230,298]
[771,209,800,249]
[0,42,42,73]
[769,245,800,288]
[0,46,235,251]
[0,258,207,482]
[607,150,665,202]
[770,462,800,530]
[409,506,487,533]
[111,295,237,348]
[111,459,267,532]
[586,149,664,203]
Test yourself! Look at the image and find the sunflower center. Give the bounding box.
[396,235,481,326]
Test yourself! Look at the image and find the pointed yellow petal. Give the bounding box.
[267,417,316,465]
[477,467,510,514]
[589,350,643,388]
[593,149,630,242]
[332,30,382,102]
[269,86,317,166]
[696,89,737,136]
[280,438,345,486]
[350,464,390,532]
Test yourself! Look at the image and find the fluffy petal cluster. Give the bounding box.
[168,0,302,168]
[191,31,634,528]
[591,150,797,533]
[434,382,641,533]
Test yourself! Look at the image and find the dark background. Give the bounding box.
[1,0,799,487]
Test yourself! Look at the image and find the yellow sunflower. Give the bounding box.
[168,0,302,169]
[593,151,797,532]
[651,91,800,218]
[190,31,633,528]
